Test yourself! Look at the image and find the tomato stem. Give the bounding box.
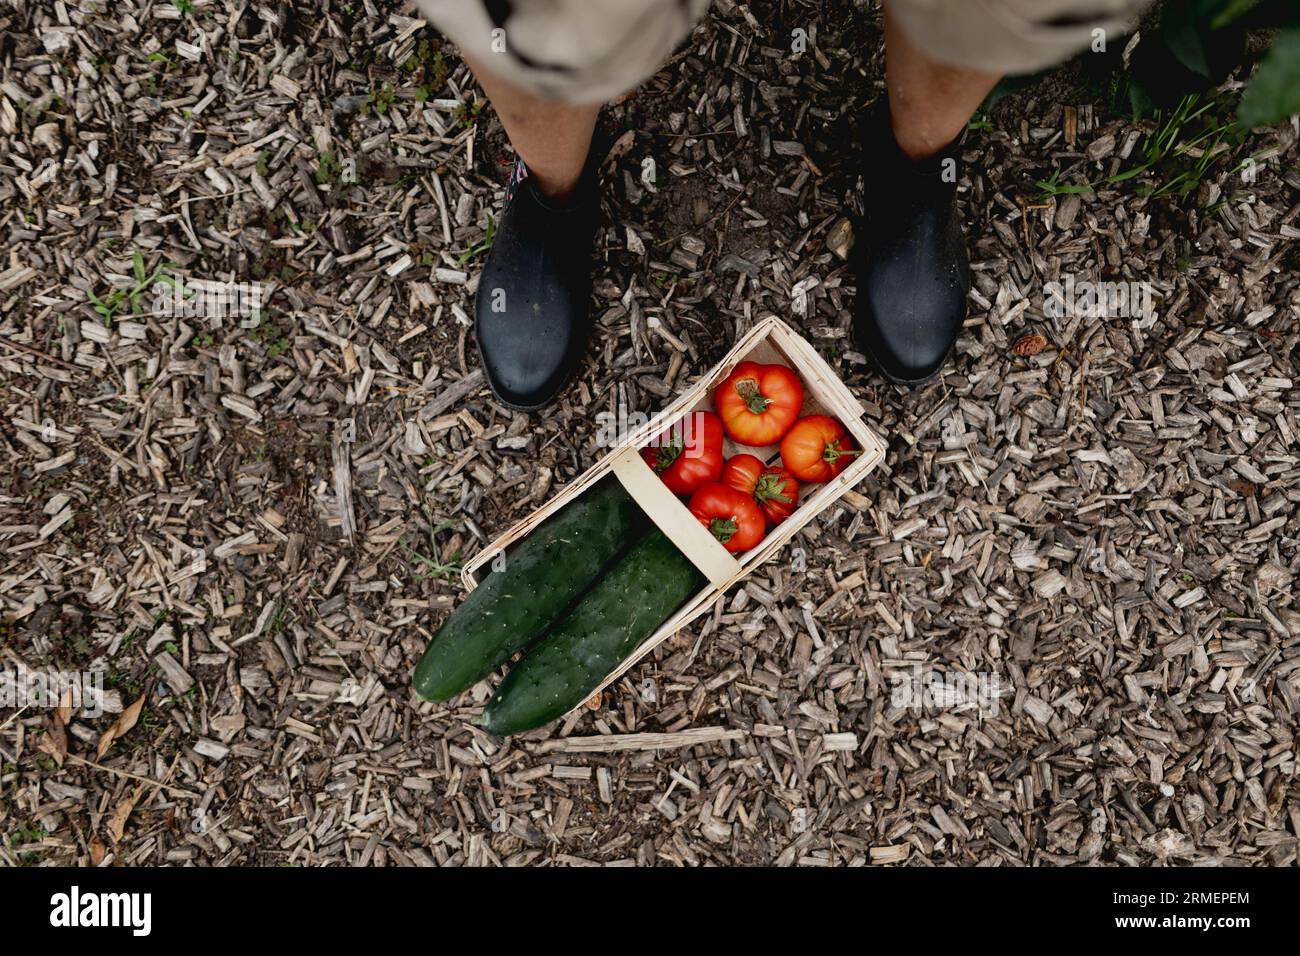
[823,441,861,465]
[753,472,791,504]
[653,441,682,473]
[708,517,737,543]
[734,377,771,415]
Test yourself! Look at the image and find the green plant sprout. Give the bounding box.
[86,251,180,327]
[457,215,496,265]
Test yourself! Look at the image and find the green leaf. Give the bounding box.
[1162,5,1212,77]
[1209,0,1258,29]
[132,249,145,283]
[1239,25,1300,126]
[1104,164,1151,185]
[1127,79,1156,119]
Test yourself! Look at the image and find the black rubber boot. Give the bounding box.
[853,108,969,385]
[473,158,598,410]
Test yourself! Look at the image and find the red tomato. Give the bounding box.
[779,415,860,483]
[713,361,803,446]
[640,410,724,496]
[688,483,766,553]
[720,453,800,527]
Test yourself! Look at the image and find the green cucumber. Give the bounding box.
[413,477,647,702]
[480,529,705,736]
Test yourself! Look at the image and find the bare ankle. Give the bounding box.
[890,116,958,165]
[532,171,581,202]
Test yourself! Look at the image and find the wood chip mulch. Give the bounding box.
[1,0,1297,867]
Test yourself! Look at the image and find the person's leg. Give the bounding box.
[468,65,602,408]
[460,52,599,201]
[416,0,710,409]
[858,0,1154,385]
[881,6,1000,163]
[852,5,999,385]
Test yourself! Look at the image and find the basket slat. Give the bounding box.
[609,446,741,588]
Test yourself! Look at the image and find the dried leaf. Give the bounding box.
[1012,333,1048,357]
[38,714,67,768]
[96,693,146,760]
[106,786,143,843]
[55,685,74,726]
[37,686,77,767]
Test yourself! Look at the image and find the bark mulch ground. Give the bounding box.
[1,0,1297,866]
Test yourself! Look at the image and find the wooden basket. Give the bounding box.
[461,316,886,715]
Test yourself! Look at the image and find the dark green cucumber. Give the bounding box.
[480,529,705,736]
[413,477,647,702]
